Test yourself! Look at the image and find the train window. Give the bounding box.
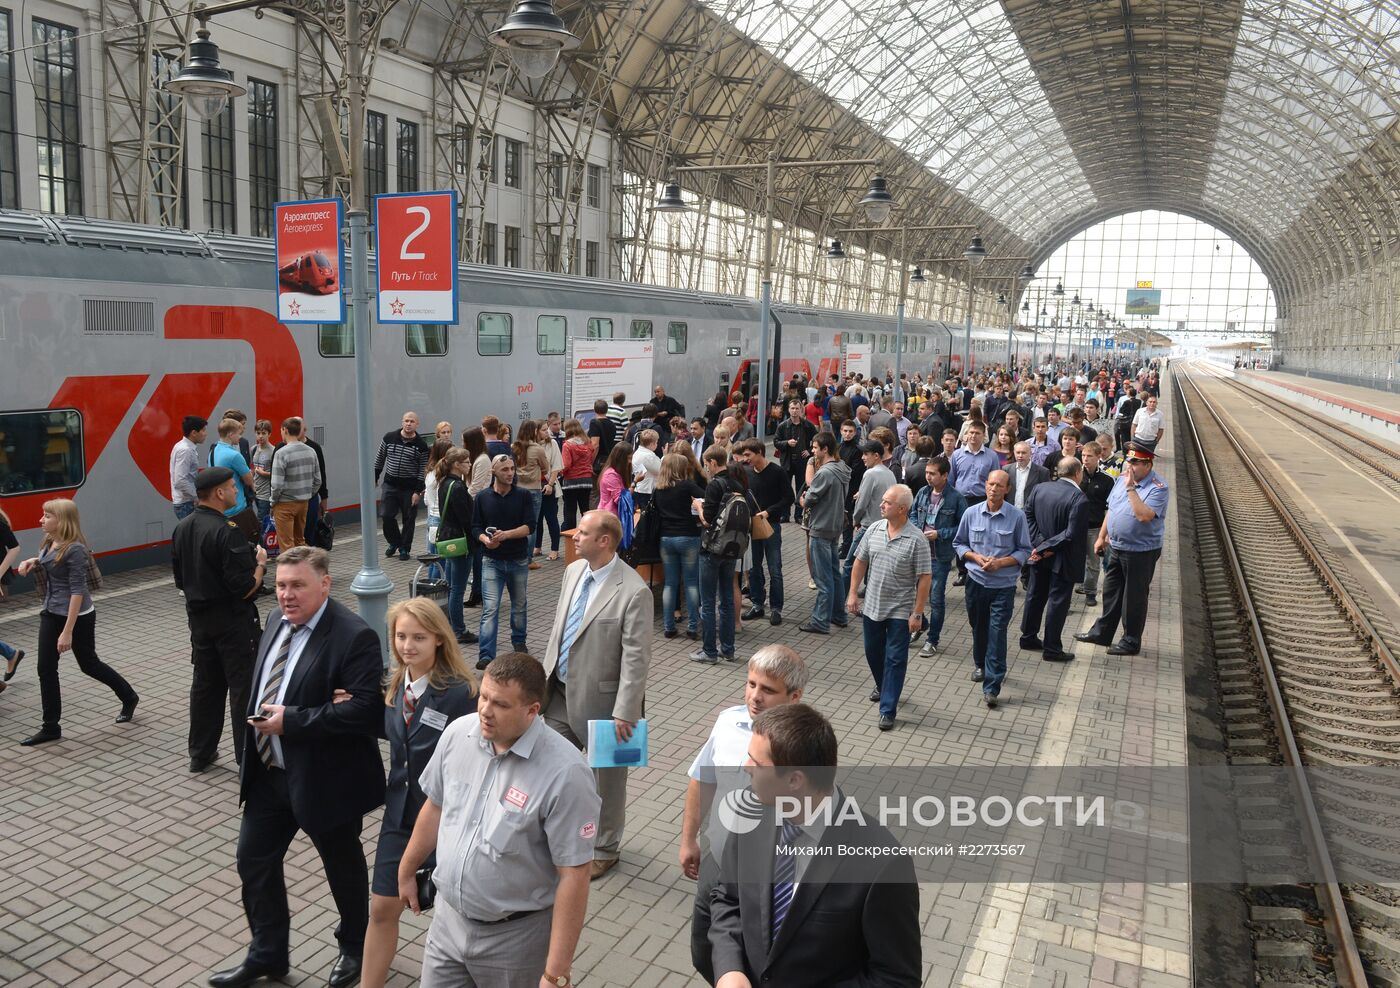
[0,409,84,496]
[854,333,863,344]
[405,324,447,356]
[318,321,354,357]
[667,321,687,354]
[841,332,850,345]
[537,315,566,354]
[630,319,653,339]
[477,312,512,355]
[587,317,613,339]
[879,335,887,353]
[920,337,927,352]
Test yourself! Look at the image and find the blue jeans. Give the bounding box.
[479,557,529,664]
[525,489,542,541]
[425,514,440,555]
[863,616,911,719]
[926,558,952,647]
[445,554,471,637]
[254,498,271,524]
[699,553,736,658]
[965,580,1016,697]
[808,535,844,631]
[748,524,784,611]
[535,491,561,552]
[174,501,196,520]
[0,639,15,661]
[660,536,701,634]
[841,526,868,598]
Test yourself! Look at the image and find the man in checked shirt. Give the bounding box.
[398,653,599,988]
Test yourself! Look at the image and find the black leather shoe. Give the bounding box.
[4,648,23,681]
[190,756,217,772]
[798,622,829,635]
[1042,650,1076,662]
[769,610,782,626]
[455,631,478,645]
[208,959,289,987]
[984,695,998,709]
[970,668,984,683]
[878,714,895,731]
[475,658,490,670]
[465,595,483,608]
[1074,632,1112,646]
[116,696,139,723]
[952,574,966,587]
[868,688,881,702]
[1086,595,1098,606]
[326,953,361,988]
[385,544,398,558]
[1019,636,1044,651]
[1106,643,1140,656]
[663,628,678,638]
[741,606,764,620]
[20,727,61,746]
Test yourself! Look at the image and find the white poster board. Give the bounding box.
[845,343,873,379]
[564,338,655,420]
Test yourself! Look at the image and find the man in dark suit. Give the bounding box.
[210,546,386,988]
[706,704,920,987]
[1005,441,1051,515]
[688,418,714,459]
[1020,459,1089,662]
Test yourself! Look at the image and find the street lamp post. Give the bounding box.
[1051,280,1066,368]
[167,0,579,652]
[658,159,889,444]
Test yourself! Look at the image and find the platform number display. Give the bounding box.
[374,190,458,325]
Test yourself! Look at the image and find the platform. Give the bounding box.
[0,415,1191,987]
[1241,368,1400,431]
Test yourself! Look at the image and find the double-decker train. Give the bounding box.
[0,210,1025,572]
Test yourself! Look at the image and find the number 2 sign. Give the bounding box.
[374,190,458,325]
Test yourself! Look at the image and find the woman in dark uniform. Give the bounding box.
[340,596,476,988]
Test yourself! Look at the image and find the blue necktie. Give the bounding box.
[770,822,803,942]
[556,572,593,683]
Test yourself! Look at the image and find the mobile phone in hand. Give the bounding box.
[249,710,271,722]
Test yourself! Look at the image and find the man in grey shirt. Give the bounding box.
[271,417,322,550]
[399,653,599,988]
[841,441,895,601]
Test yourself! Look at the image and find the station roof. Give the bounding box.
[391,0,1399,310]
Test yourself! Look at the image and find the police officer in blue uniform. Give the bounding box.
[1075,441,1169,656]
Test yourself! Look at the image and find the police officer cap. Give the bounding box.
[1124,441,1155,461]
[196,466,236,492]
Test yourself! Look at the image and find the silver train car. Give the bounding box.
[0,210,1020,572]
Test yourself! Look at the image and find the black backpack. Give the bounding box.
[701,492,752,560]
[628,496,663,566]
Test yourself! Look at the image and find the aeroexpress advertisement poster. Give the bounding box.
[274,197,344,324]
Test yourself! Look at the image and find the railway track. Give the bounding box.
[1176,363,1400,987]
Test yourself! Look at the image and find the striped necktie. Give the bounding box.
[404,686,416,727]
[255,621,302,768]
[556,572,593,684]
[770,822,803,942]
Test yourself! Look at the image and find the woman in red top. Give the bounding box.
[559,418,595,531]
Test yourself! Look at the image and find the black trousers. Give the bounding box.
[561,485,591,531]
[237,768,369,967]
[1088,546,1161,650]
[36,610,136,730]
[690,854,719,985]
[1020,560,1074,652]
[187,603,260,765]
[380,482,418,552]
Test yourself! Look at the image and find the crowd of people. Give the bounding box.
[0,361,1172,987]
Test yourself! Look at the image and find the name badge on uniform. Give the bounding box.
[505,786,529,809]
[419,708,449,732]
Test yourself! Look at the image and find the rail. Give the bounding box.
[1175,365,1369,988]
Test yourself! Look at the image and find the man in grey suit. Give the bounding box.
[1021,458,1089,662]
[542,509,653,880]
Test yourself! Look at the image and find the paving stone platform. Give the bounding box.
[0,408,1190,987]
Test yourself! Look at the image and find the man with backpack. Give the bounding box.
[690,447,755,665]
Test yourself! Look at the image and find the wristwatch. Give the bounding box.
[543,974,570,987]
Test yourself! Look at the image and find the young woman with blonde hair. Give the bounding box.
[337,597,477,988]
[15,499,139,745]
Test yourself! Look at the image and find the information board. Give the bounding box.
[1125,288,1162,316]
[274,198,344,324]
[564,338,655,419]
[845,343,873,379]
[374,191,458,324]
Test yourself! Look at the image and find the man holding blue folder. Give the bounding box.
[541,510,654,881]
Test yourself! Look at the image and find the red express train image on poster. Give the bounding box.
[374,191,458,325]
[274,198,344,324]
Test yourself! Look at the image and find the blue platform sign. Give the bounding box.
[1106,337,1115,349]
[1092,337,1102,347]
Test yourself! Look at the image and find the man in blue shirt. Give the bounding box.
[473,455,536,670]
[953,470,1032,708]
[1076,441,1170,657]
[211,417,260,543]
[947,424,1001,507]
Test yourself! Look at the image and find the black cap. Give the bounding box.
[859,440,884,455]
[195,466,236,493]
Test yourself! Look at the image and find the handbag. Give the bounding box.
[751,513,774,540]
